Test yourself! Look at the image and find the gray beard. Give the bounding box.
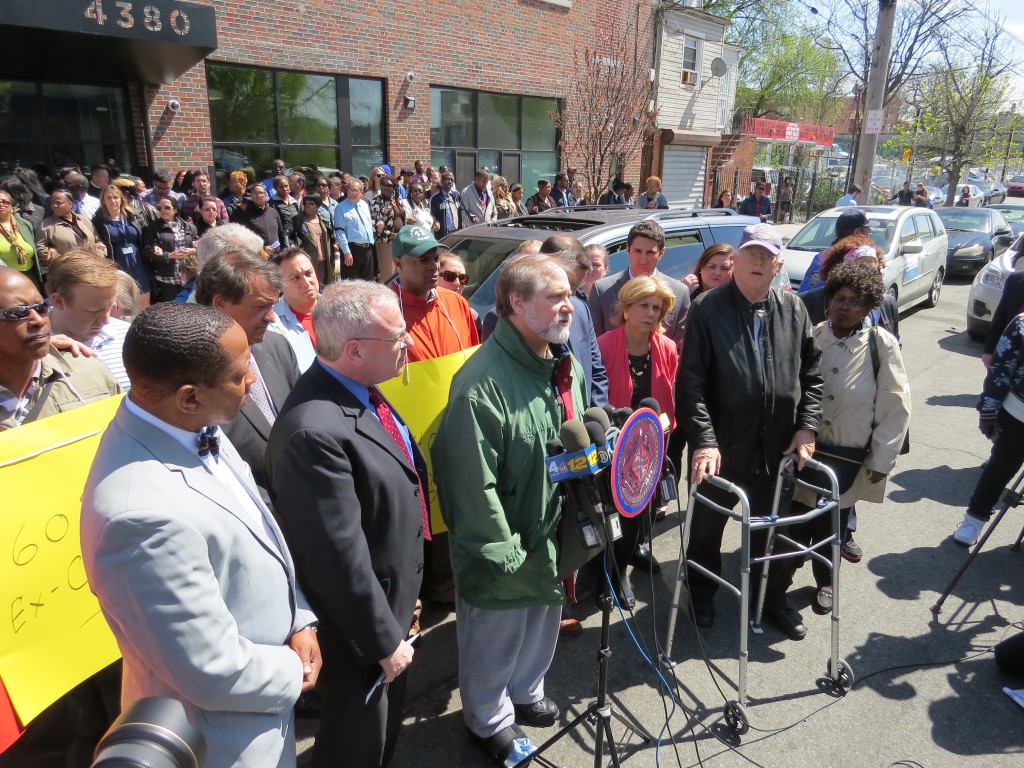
[526,308,572,345]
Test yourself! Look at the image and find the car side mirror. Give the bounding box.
[996,234,1015,247]
[902,242,924,255]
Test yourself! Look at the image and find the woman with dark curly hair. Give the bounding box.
[682,243,734,298]
[799,234,898,337]
[796,261,910,612]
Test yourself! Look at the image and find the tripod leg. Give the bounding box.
[933,501,1014,614]
[1013,520,1024,552]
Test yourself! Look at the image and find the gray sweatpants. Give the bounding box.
[455,596,561,738]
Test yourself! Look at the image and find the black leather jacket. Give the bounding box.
[678,281,823,474]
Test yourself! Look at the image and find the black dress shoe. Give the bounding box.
[469,724,535,766]
[514,697,561,727]
[689,601,715,629]
[764,608,807,641]
[631,545,662,574]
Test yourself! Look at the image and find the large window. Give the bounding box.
[430,87,558,192]
[0,81,134,175]
[207,63,384,189]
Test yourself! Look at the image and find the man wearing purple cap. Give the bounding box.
[677,223,823,640]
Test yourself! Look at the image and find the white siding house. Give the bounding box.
[653,4,740,207]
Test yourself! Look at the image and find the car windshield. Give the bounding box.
[992,207,1024,224]
[1011,176,1024,184]
[786,215,895,251]
[441,236,526,298]
[937,209,989,233]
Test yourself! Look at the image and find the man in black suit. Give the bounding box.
[266,280,425,768]
[195,250,300,496]
[430,170,463,238]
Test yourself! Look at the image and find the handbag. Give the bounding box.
[809,442,869,495]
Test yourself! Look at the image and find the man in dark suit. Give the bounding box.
[266,280,425,768]
[430,171,463,238]
[587,220,691,347]
[196,250,300,495]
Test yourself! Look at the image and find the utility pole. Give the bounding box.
[852,0,898,202]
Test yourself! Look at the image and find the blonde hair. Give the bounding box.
[517,239,544,255]
[45,248,120,296]
[100,185,131,218]
[612,275,675,331]
[114,271,142,318]
[646,176,662,189]
[229,170,249,187]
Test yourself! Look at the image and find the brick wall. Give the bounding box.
[135,0,649,174]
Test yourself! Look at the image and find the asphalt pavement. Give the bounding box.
[299,271,1024,767]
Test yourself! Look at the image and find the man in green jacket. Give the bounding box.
[432,252,587,766]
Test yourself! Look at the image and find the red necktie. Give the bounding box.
[368,388,431,540]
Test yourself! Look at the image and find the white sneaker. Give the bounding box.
[953,514,985,546]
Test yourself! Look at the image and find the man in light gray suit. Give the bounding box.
[460,169,496,225]
[587,219,691,347]
[80,302,320,768]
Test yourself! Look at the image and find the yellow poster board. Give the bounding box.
[379,347,479,534]
[0,397,123,724]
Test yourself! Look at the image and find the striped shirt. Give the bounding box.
[88,317,131,391]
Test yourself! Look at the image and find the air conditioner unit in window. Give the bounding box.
[681,70,697,85]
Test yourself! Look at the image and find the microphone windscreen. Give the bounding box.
[638,397,661,413]
[615,407,634,425]
[559,419,592,452]
[583,406,611,432]
[546,439,564,456]
[585,421,608,447]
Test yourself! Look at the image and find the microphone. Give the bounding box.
[583,406,618,454]
[637,398,678,504]
[549,422,603,550]
[585,421,622,541]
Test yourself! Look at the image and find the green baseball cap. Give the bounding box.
[392,225,449,259]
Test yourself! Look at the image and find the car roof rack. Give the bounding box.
[648,208,743,221]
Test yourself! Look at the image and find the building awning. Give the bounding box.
[661,129,723,148]
[1,1,217,84]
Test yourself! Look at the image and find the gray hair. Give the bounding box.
[113,271,142,319]
[495,253,564,318]
[314,281,399,361]
[195,250,282,305]
[196,222,264,266]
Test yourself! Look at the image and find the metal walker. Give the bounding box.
[660,455,855,735]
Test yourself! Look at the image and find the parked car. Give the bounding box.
[976,180,1007,205]
[935,207,1015,275]
[966,233,1024,340]
[779,205,948,312]
[940,183,986,207]
[437,208,789,315]
[1006,175,1024,197]
[984,203,1024,237]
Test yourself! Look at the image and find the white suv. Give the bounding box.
[780,206,949,312]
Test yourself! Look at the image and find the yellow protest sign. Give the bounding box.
[379,347,479,534]
[0,397,122,724]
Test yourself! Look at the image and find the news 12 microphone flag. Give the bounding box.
[0,395,124,750]
[379,346,480,534]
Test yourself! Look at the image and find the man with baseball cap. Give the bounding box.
[390,225,479,363]
[677,223,823,640]
[799,209,877,291]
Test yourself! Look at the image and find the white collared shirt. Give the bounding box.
[123,397,278,545]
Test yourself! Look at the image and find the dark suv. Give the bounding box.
[439,207,785,313]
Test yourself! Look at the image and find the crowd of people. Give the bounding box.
[4,154,1022,768]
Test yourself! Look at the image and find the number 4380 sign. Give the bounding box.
[84,0,192,36]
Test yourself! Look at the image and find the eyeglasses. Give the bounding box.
[0,199,12,208]
[353,331,409,348]
[317,182,329,188]
[829,297,866,310]
[0,298,52,321]
[441,270,469,285]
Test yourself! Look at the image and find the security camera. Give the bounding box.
[168,99,181,113]
[405,72,416,83]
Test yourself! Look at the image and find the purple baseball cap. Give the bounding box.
[738,223,784,256]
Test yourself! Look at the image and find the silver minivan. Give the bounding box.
[780,206,949,312]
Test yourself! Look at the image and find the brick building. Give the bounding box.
[2,0,652,192]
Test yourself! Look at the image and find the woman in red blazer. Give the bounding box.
[596,275,679,608]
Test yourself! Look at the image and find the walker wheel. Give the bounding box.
[827,658,855,689]
[723,700,749,735]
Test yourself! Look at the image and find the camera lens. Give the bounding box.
[92,698,206,768]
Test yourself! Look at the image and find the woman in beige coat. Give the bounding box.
[798,261,911,612]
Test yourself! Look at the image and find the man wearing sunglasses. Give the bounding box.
[0,269,120,430]
[389,225,479,364]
